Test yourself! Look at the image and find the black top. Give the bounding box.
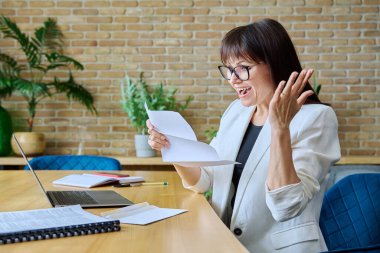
[231,123,263,209]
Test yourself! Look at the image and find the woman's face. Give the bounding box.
[226,58,275,107]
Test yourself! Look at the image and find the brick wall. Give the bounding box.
[0,0,379,157]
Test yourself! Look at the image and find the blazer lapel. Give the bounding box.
[213,105,256,218]
[231,120,272,222]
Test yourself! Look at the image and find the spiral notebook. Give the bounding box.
[0,205,120,245]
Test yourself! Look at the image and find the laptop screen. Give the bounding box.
[12,134,49,196]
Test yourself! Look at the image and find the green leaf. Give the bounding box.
[51,73,97,114]
[0,16,41,68]
[121,72,193,134]
[34,17,63,53]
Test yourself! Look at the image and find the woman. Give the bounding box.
[147,18,340,253]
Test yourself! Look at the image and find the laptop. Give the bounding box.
[13,134,134,208]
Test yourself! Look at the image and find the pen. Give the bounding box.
[131,182,169,187]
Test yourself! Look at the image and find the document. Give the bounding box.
[53,174,145,188]
[101,202,187,225]
[145,103,237,167]
[0,205,110,234]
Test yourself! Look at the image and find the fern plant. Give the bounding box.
[121,72,193,134]
[0,16,96,132]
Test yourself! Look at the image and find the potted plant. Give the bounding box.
[0,78,13,156]
[0,16,97,155]
[121,72,193,157]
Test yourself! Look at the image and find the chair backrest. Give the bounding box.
[24,155,121,171]
[319,173,380,251]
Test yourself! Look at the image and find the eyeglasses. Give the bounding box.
[218,64,257,81]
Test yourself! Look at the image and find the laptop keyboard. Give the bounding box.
[50,191,98,205]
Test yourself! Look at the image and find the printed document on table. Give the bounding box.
[101,202,187,225]
[0,205,108,234]
[145,103,237,167]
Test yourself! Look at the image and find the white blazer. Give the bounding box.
[185,100,341,253]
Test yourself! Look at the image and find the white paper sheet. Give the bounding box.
[0,205,108,234]
[101,202,187,225]
[53,174,144,188]
[145,103,237,167]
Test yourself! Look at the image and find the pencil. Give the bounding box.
[130,182,169,186]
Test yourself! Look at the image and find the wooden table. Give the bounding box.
[0,170,248,253]
[1,156,380,170]
[0,156,172,170]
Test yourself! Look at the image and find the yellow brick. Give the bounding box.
[154,24,181,30]
[210,8,237,15]
[127,24,153,30]
[57,1,82,7]
[194,0,221,7]
[30,1,55,7]
[279,16,306,22]
[293,23,319,30]
[183,8,209,15]
[267,7,293,15]
[167,31,193,39]
[114,17,140,23]
[127,40,153,46]
[307,15,334,22]
[154,55,180,62]
[156,8,181,15]
[140,64,165,70]
[84,1,110,7]
[99,9,126,15]
[169,16,195,23]
[113,32,139,39]
[86,64,111,70]
[99,72,125,78]
[196,16,222,23]
[72,25,97,31]
[155,39,180,46]
[99,24,125,31]
[139,1,165,7]
[87,17,112,23]
[73,9,99,15]
[224,16,250,23]
[336,15,361,21]
[0,9,15,15]
[72,40,97,47]
[18,9,43,15]
[112,1,138,7]
[86,32,111,39]
[352,7,379,13]
[141,16,167,23]
[2,1,27,7]
[335,46,360,53]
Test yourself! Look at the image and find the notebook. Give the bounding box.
[0,205,120,245]
[53,174,145,188]
[13,134,134,208]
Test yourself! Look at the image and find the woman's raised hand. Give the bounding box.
[146,119,169,150]
[268,69,314,131]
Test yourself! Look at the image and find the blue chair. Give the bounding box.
[25,155,121,171]
[319,173,380,253]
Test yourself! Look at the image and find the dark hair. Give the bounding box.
[220,18,321,104]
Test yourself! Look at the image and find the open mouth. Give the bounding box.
[237,87,252,96]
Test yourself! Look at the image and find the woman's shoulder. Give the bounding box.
[294,104,338,128]
[298,104,336,118]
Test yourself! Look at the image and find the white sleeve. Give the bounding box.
[265,106,341,222]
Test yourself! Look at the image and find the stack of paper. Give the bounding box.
[101,202,187,225]
[53,174,144,188]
